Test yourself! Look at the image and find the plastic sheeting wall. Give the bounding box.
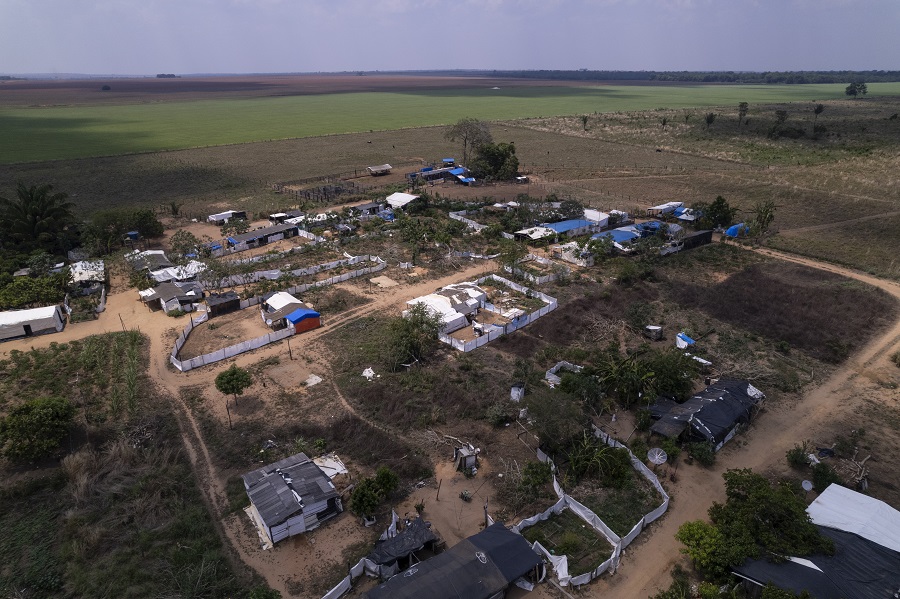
[449,210,488,231]
[511,427,670,587]
[503,254,570,285]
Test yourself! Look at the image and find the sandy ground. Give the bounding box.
[2,243,898,599]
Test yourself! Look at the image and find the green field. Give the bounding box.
[4,82,900,164]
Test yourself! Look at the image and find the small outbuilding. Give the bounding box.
[540,219,599,239]
[242,452,342,546]
[226,223,299,248]
[646,201,684,217]
[206,291,241,317]
[386,192,421,210]
[138,281,204,313]
[207,209,247,225]
[0,305,66,341]
[367,164,393,176]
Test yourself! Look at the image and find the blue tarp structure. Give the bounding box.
[448,167,466,176]
[725,223,750,238]
[460,177,476,184]
[286,307,320,325]
[673,207,687,217]
[593,229,639,243]
[676,332,696,349]
[542,219,592,234]
[377,209,395,222]
[442,158,455,164]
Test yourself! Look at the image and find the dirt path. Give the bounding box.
[777,209,900,235]
[596,246,900,598]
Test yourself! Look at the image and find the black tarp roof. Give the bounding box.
[732,526,900,599]
[368,518,438,565]
[649,379,763,446]
[366,523,543,599]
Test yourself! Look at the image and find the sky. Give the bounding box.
[2,0,899,75]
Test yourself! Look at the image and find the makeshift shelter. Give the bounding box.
[227,223,299,248]
[514,226,556,242]
[386,192,421,210]
[646,201,683,216]
[352,201,385,217]
[262,291,307,329]
[366,522,543,599]
[242,452,342,546]
[150,260,207,284]
[70,260,105,285]
[405,282,486,334]
[731,484,900,598]
[0,305,65,341]
[126,249,173,272]
[367,517,439,578]
[285,306,321,334]
[453,445,478,472]
[367,164,392,176]
[139,281,203,313]
[649,379,765,451]
[207,209,247,225]
[583,209,610,227]
[541,219,598,238]
[206,291,240,317]
[551,241,594,267]
[725,223,750,238]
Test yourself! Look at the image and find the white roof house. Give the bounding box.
[583,209,610,228]
[386,192,420,210]
[264,291,302,313]
[405,282,487,334]
[513,226,556,241]
[807,484,900,553]
[647,201,684,216]
[0,305,65,341]
[70,260,105,284]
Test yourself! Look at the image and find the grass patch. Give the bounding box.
[573,477,661,538]
[4,83,900,163]
[520,509,613,576]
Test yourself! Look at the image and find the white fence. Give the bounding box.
[510,427,670,587]
[170,256,386,372]
[503,254,570,285]
[448,210,488,231]
[207,254,385,290]
[449,251,500,260]
[437,275,557,352]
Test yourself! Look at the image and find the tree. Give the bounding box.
[845,82,867,98]
[557,198,585,221]
[444,117,492,166]
[470,142,519,181]
[580,115,589,131]
[169,230,206,262]
[691,195,737,230]
[374,466,399,498]
[0,182,76,252]
[704,112,717,130]
[215,364,253,412]
[678,469,834,581]
[774,110,788,126]
[642,349,698,400]
[349,477,381,518]
[751,199,777,236]
[498,238,528,275]
[386,303,443,371]
[738,101,749,125]
[812,103,825,133]
[660,116,668,131]
[221,218,250,239]
[0,396,76,460]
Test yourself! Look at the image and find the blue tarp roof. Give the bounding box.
[594,229,639,243]
[460,177,476,183]
[673,207,687,216]
[542,219,592,234]
[677,332,696,345]
[449,167,466,175]
[286,307,320,324]
[725,223,750,238]
[442,158,455,163]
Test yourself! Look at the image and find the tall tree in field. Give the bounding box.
[738,102,749,126]
[0,182,75,251]
[215,365,252,428]
[580,115,589,131]
[845,82,867,98]
[444,117,492,166]
[704,112,717,130]
[751,200,777,236]
[812,103,825,134]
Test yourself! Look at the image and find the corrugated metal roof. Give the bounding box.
[542,219,593,233]
[242,453,337,528]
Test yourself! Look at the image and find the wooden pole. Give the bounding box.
[287,338,293,360]
[435,479,442,501]
[225,399,233,429]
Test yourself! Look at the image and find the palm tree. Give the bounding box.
[0,182,75,250]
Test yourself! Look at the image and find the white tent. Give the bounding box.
[647,201,684,216]
[405,295,467,333]
[807,484,900,553]
[0,305,65,341]
[514,226,555,241]
[265,291,302,312]
[385,192,420,210]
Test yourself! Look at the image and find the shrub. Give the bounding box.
[659,437,681,463]
[374,466,399,498]
[891,351,900,368]
[521,461,552,490]
[0,396,76,460]
[629,437,649,463]
[485,402,512,427]
[349,478,381,517]
[812,463,842,492]
[688,442,716,467]
[786,440,812,469]
[636,408,652,431]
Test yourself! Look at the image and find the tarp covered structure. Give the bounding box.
[725,223,750,238]
[649,379,765,451]
[366,523,542,599]
[386,192,420,209]
[806,484,900,553]
[367,517,438,567]
[0,305,65,341]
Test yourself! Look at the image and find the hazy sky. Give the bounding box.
[2,0,898,75]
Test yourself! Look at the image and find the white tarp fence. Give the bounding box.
[510,425,670,587]
[170,256,386,372]
[503,254,570,285]
[448,210,488,231]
